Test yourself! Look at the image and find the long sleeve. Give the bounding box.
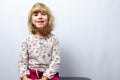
[43,38,60,79]
[18,38,30,78]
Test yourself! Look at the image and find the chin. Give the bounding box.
[36,25,45,28]
[37,24,47,28]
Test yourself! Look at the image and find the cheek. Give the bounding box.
[31,18,36,24]
[45,17,48,23]
[31,16,36,22]
[45,19,48,25]
[44,16,48,20]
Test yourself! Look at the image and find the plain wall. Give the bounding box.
[0,0,120,80]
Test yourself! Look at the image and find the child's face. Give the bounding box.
[32,12,48,28]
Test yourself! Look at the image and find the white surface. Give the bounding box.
[0,0,120,80]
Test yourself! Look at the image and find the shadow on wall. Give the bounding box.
[60,48,91,80]
[60,48,74,76]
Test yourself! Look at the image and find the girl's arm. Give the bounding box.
[18,38,30,79]
[43,37,60,79]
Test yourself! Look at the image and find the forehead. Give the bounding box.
[31,4,48,14]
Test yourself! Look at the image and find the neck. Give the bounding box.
[34,33,46,38]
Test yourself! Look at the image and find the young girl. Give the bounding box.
[18,2,60,80]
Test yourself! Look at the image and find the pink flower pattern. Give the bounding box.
[18,34,60,79]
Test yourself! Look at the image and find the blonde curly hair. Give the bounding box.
[28,2,54,36]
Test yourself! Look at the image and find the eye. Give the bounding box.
[33,11,39,16]
[41,13,47,15]
[34,13,38,16]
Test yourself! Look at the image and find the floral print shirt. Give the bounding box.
[18,34,60,79]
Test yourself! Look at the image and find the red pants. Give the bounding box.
[28,68,59,80]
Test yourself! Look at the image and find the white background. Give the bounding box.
[0,0,120,80]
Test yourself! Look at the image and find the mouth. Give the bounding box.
[37,21,45,23]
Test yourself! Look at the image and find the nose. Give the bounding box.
[38,13,42,19]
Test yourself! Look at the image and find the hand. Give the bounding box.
[39,76,49,80]
[22,75,31,80]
